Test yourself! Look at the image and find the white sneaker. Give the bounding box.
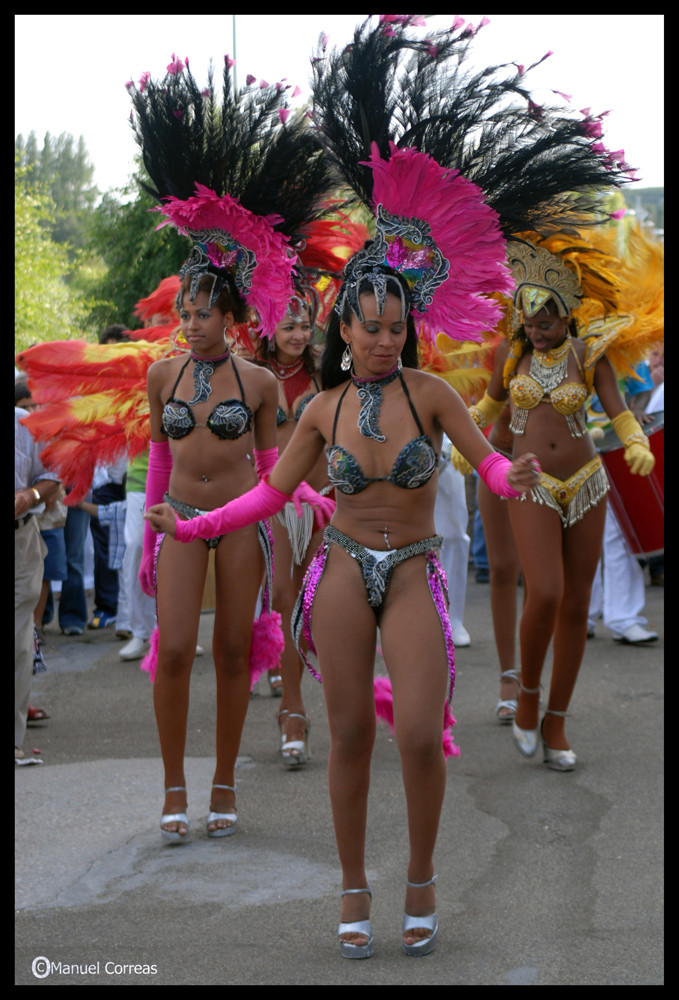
[119,636,149,661]
[195,645,204,657]
[614,624,659,644]
[452,624,471,647]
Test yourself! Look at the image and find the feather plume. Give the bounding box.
[16,339,175,502]
[367,142,513,342]
[311,16,631,238]
[133,275,180,324]
[373,675,460,759]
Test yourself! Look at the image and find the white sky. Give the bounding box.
[15,14,664,196]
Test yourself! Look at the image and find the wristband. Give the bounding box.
[477,452,523,499]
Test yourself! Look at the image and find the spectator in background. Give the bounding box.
[15,407,60,760]
[99,324,129,345]
[87,456,128,629]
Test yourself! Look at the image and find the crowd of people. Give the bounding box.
[16,15,662,961]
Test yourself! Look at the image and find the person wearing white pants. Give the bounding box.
[434,435,471,647]
[587,501,658,643]
[117,487,157,659]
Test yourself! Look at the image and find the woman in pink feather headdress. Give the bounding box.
[128,52,335,845]
[144,11,633,956]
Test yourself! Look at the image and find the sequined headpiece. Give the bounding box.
[508,241,583,319]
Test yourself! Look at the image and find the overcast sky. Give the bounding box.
[15,14,664,195]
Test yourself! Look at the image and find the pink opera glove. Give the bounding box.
[291,480,336,532]
[140,440,173,596]
[477,452,523,499]
[174,480,290,544]
[253,446,279,480]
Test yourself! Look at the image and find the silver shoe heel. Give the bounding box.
[511,683,541,757]
[207,783,237,837]
[338,887,374,959]
[542,710,577,771]
[160,786,190,843]
[280,714,311,767]
[495,669,520,724]
[402,875,438,956]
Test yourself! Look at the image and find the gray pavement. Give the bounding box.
[15,571,663,985]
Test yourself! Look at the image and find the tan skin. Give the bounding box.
[260,308,328,756]
[148,291,538,943]
[485,301,628,752]
[148,289,278,836]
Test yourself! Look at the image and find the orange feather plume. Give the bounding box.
[16,339,179,503]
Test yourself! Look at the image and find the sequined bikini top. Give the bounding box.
[326,374,438,495]
[509,374,588,415]
[162,355,253,440]
[276,377,321,426]
[509,338,587,416]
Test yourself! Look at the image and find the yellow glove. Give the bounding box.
[450,446,474,476]
[469,392,506,429]
[611,410,656,476]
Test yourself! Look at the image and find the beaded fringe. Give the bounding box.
[528,463,610,528]
[277,500,315,568]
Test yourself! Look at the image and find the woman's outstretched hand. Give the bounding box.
[506,453,541,494]
[145,502,178,536]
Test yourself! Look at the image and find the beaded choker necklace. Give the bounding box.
[528,334,571,394]
[269,357,305,380]
[188,344,231,404]
[270,357,313,409]
[351,362,401,442]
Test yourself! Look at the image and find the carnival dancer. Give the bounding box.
[249,220,365,764]
[128,53,335,842]
[148,11,634,952]
[453,222,663,726]
[472,234,656,770]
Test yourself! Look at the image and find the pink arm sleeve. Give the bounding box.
[253,447,279,480]
[140,440,173,596]
[477,452,523,499]
[174,480,290,543]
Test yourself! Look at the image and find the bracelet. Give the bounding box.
[29,487,41,505]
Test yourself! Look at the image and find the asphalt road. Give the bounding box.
[15,570,663,985]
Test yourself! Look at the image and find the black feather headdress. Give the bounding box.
[128,55,334,335]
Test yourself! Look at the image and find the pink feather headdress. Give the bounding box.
[364,144,513,343]
[158,183,296,337]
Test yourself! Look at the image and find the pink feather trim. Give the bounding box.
[373,675,460,759]
[157,183,295,337]
[366,143,513,344]
[140,612,284,689]
[140,626,160,682]
[248,609,285,690]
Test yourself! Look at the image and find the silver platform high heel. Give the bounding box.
[403,875,438,956]
[207,783,237,837]
[160,786,190,843]
[280,714,311,768]
[542,710,577,771]
[338,887,374,959]
[495,669,520,724]
[511,683,541,757]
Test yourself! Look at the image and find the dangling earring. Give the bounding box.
[397,354,403,371]
[341,344,352,371]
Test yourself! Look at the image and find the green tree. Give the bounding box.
[15,130,99,250]
[82,179,190,329]
[15,162,94,351]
